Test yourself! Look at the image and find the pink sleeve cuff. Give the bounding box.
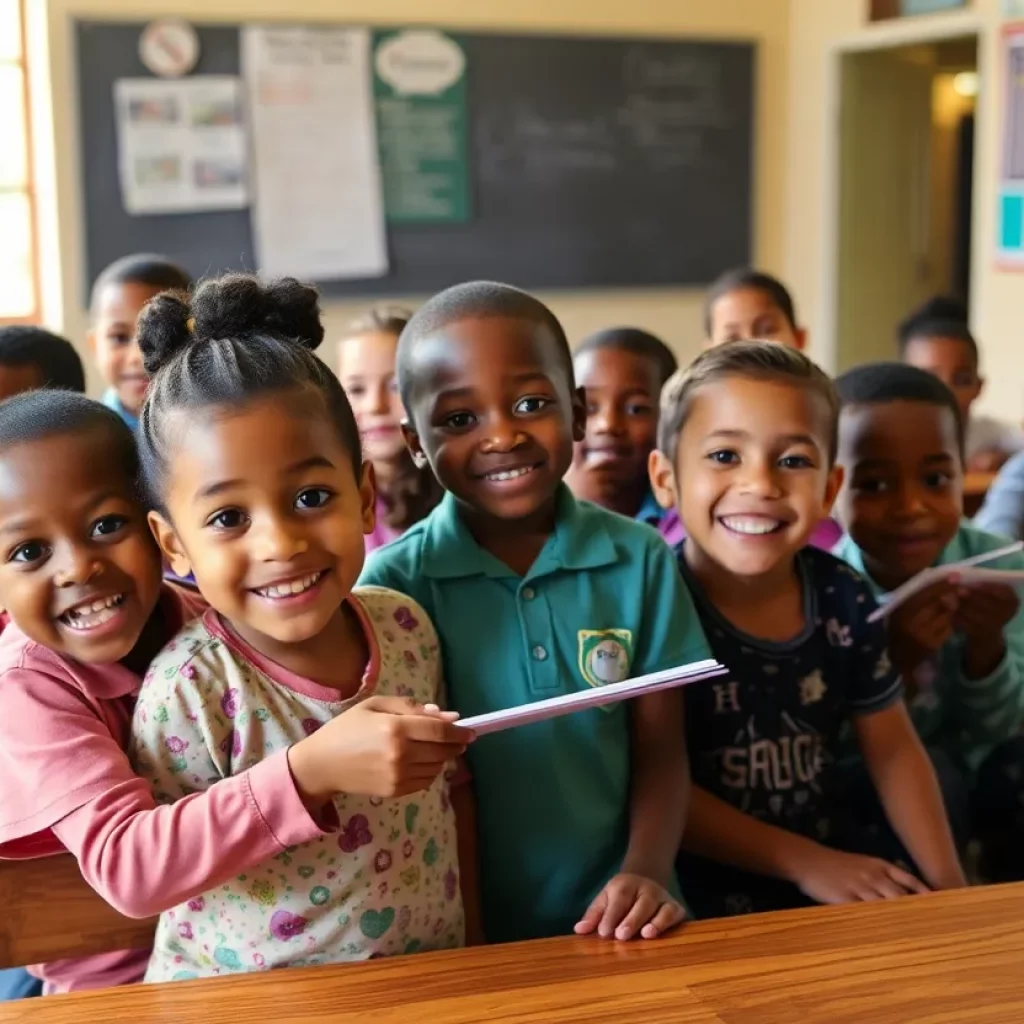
[244,749,336,845]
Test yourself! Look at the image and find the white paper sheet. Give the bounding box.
[867,541,1024,622]
[243,25,388,280]
[456,660,726,738]
[114,76,248,216]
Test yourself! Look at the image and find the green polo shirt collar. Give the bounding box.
[419,485,618,580]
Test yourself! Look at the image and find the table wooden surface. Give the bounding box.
[964,471,998,517]
[3,883,1023,1023]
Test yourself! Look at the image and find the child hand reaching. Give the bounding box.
[288,698,469,809]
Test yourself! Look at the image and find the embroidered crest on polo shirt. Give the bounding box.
[577,629,634,690]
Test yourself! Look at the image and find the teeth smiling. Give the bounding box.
[61,594,124,631]
[486,467,534,482]
[721,516,782,536]
[257,572,323,599]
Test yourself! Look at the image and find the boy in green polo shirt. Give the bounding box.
[358,281,710,944]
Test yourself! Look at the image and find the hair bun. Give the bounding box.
[189,274,324,353]
[137,290,193,375]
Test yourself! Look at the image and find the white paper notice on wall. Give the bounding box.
[1004,0,1024,18]
[242,25,388,281]
[114,76,248,215]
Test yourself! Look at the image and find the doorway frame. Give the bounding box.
[821,10,983,372]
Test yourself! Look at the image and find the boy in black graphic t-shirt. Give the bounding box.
[649,341,965,917]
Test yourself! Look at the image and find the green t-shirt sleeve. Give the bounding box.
[632,539,712,677]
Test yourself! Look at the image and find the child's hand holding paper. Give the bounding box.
[954,581,1020,679]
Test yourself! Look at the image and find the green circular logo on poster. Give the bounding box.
[375,31,465,97]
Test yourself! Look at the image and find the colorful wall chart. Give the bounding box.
[372,29,470,223]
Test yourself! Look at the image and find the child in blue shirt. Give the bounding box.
[359,281,710,944]
[564,327,677,534]
[649,341,965,917]
[88,254,191,431]
[832,362,1024,882]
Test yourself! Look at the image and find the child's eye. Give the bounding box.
[707,449,739,465]
[8,541,49,565]
[207,509,248,530]
[441,411,476,430]
[924,471,952,489]
[295,488,333,511]
[514,396,550,415]
[345,383,366,397]
[107,332,132,347]
[855,478,888,494]
[625,403,653,417]
[779,454,814,470]
[91,515,129,539]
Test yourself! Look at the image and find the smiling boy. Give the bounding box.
[359,281,710,944]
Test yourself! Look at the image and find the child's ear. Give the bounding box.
[401,420,430,470]
[823,464,844,516]
[87,329,98,358]
[794,327,809,351]
[148,511,192,578]
[571,386,587,443]
[358,460,377,535]
[649,448,680,511]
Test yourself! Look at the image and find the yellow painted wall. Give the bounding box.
[28,0,792,394]
[786,0,1020,421]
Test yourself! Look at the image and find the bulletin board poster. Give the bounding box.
[1003,0,1024,18]
[372,29,470,224]
[998,27,1024,267]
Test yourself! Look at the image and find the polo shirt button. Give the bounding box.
[522,586,536,601]
[532,645,548,661]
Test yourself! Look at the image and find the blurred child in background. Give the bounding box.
[89,254,191,431]
[338,307,442,551]
[704,268,807,350]
[0,326,85,401]
[565,327,677,537]
[898,296,1023,473]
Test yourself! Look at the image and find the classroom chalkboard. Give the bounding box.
[76,21,754,301]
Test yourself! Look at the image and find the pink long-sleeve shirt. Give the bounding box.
[0,586,332,994]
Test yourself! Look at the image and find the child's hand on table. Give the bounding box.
[793,846,929,904]
[574,873,685,941]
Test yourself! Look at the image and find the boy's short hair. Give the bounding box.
[396,281,574,412]
[658,340,838,466]
[703,268,798,336]
[0,326,86,393]
[0,390,138,481]
[90,254,192,315]
[898,316,979,368]
[897,295,968,344]
[834,362,965,454]
[574,327,678,388]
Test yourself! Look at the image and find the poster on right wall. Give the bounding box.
[1003,1,1024,19]
[997,26,1024,266]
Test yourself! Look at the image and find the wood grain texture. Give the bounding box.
[1,884,1021,1023]
[0,855,155,968]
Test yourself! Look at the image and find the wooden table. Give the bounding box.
[3,884,1022,1023]
[964,471,998,517]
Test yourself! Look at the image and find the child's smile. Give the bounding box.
[150,392,375,664]
[403,316,584,526]
[675,376,838,583]
[0,430,163,664]
[835,400,962,590]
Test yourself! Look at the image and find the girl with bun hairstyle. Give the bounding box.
[337,307,443,552]
[129,274,475,981]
